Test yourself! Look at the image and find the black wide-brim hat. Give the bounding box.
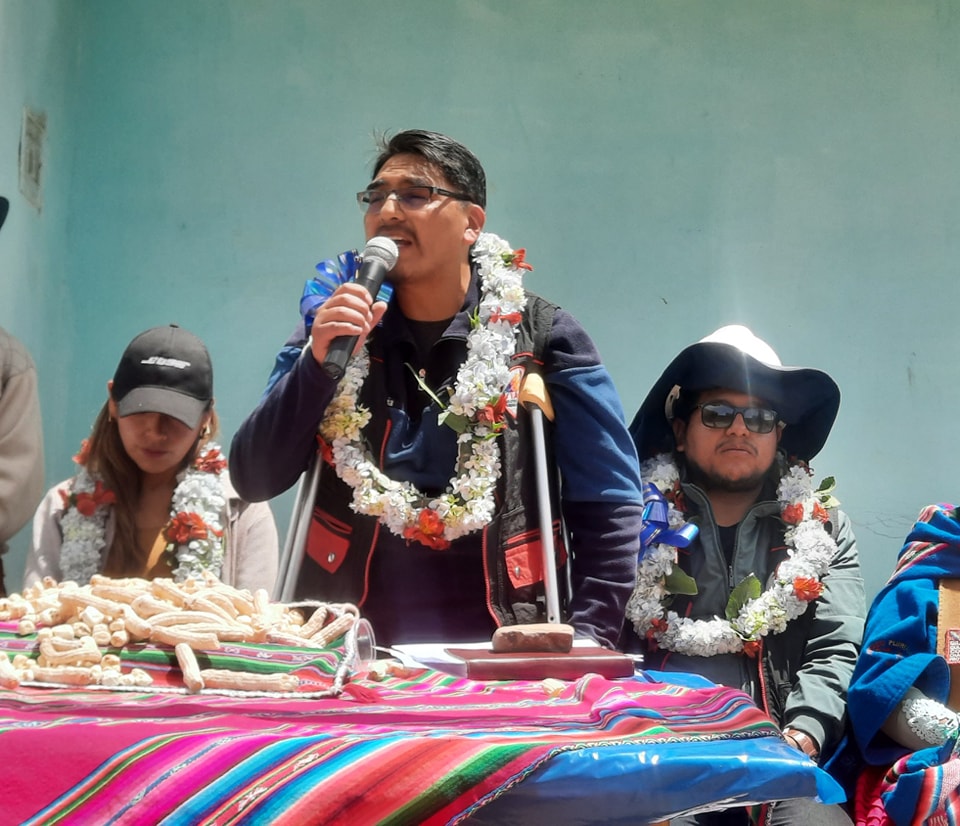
[630,325,840,462]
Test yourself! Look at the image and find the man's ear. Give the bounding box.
[671,417,687,453]
[463,203,485,245]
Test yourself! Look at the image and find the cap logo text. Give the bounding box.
[141,356,191,369]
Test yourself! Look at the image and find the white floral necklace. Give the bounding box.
[59,443,228,584]
[625,453,839,657]
[318,232,530,550]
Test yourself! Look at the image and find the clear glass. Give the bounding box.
[356,185,470,213]
[351,617,377,667]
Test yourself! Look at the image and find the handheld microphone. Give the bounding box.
[321,236,399,380]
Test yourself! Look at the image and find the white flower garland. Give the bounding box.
[625,453,838,657]
[59,444,228,584]
[318,232,528,548]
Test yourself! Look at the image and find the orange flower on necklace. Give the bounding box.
[61,480,116,516]
[165,511,210,545]
[195,447,227,474]
[317,436,335,466]
[782,502,804,525]
[812,501,830,523]
[476,394,508,429]
[503,248,533,271]
[666,482,688,514]
[793,576,824,602]
[742,640,762,658]
[646,617,669,642]
[403,508,450,550]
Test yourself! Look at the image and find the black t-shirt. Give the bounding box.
[718,523,737,568]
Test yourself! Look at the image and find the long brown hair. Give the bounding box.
[82,402,220,576]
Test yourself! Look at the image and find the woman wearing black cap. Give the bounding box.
[24,325,278,592]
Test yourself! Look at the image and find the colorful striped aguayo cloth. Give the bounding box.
[0,628,786,826]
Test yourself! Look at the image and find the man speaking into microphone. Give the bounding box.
[230,129,644,648]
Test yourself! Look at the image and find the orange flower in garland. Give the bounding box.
[503,248,533,271]
[793,577,824,602]
[165,512,211,544]
[742,640,762,658]
[663,480,688,514]
[195,446,227,474]
[59,480,115,516]
[646,617,669,642]
[403,509,450,550]
[476,394,508,430]
[317,435,335,466]
[781,502,805,525]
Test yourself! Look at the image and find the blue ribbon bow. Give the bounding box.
[301,249,394,334]
[640,482,699,553]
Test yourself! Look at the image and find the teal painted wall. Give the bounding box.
[2,0,958,602]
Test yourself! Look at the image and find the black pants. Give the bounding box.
[669,798,852,826]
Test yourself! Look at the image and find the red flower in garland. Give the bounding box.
[476,394,508,428]
[195,447,227,474]
[165,512,210,545]
[812,501,830,523]
[742,640,762,658]
[665,481,688,514]
[403,508,450,550]
[74,491,100,517]
[781,502,804,525]
[793,576,824,602]
[490,311,523,325]
[503,248,533,271]
[60,480,116,515]
[314,434,336,466]
[646,617,669,643]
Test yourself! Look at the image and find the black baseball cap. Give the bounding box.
[112,325,213,429]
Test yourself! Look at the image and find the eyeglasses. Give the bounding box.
[356,185,472,214]
[695,402,779,434]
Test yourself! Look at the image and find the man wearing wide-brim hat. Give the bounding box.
[624,325,864,826]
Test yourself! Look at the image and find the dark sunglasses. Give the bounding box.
[695,402,779,434]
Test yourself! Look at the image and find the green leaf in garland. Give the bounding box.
[726,574,762,620]
[816,476,841,508]
[438,410,469,435]
[664,565,698,596]
[406,363,447,409]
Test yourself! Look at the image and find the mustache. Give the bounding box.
[717,438,757,455]
[374,226,414,243]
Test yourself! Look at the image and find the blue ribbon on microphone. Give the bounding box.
[301,249,394,334]
[640,482,699,555]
